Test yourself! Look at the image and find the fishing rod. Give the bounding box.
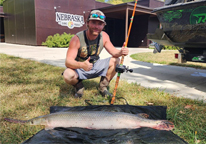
[111,0,138,105]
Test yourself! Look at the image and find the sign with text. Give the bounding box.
[56,12,85,29]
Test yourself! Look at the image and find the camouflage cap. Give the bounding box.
[88,10,106,24]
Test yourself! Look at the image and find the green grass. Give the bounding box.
[0,53,205,144]
[130,50,206,70]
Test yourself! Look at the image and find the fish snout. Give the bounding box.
[153,120,174,131]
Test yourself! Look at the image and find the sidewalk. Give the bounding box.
[0,43,206,102]
[0,43,152,67]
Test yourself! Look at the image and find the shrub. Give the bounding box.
[0,0,5,6]
[42,32,74,48]
[163,46,179,50]
[150,45,179,50]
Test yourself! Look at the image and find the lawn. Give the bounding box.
[131,50,206,70]
[0,53,205,144]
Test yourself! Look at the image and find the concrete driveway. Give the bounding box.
[0,43,205,102]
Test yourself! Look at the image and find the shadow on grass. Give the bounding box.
[127,60,206,95]
[58,79,100,98]
[169,62,206,70]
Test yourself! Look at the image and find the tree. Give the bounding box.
[96,0,106,2]
[96,0,135,5]
[0,0,5,6]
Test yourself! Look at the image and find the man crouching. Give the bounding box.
[63,10,129,98]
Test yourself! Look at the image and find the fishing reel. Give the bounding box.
[115,64,133,73]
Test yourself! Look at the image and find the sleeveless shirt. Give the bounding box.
[75,30,104,62]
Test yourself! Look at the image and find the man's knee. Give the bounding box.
[63,68,78,84]
[109,57,120,66]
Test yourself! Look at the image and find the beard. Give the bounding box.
[92,31,99,36]
[89,28,100,36]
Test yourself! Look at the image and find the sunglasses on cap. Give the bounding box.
[91,13,106,20]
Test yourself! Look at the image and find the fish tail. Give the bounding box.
[153,120,174,131]
[4,118,28,124]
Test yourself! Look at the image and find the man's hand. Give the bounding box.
[121,42,129,56]
[83,57,93,71]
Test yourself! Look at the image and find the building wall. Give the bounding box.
[3,0,36,45]
[3,0,111,45]
[149,0,164,8]
[35,0,111,45]
[0,6,3,13]
[129,14,150,47]
[3,0,160,47]
[105,18,125,46]
[0,6,5,42]
[133,0,163,47]
[0,17,4,42]
[95,1,113,9]
[137,0,150,7]
[0,6,4,42]
[148,16,159,33]
[106,15,149,47]
[137,0,164,8]
[35,0,90,45]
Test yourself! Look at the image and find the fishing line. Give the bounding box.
[85,96,129,106]
[115,97,129,105]
[84,99,107,106]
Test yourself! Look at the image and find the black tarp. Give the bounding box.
[22,105,187,144]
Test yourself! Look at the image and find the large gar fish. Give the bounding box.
[4,111,174,131]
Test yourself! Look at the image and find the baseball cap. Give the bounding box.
[88,10,106,24]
